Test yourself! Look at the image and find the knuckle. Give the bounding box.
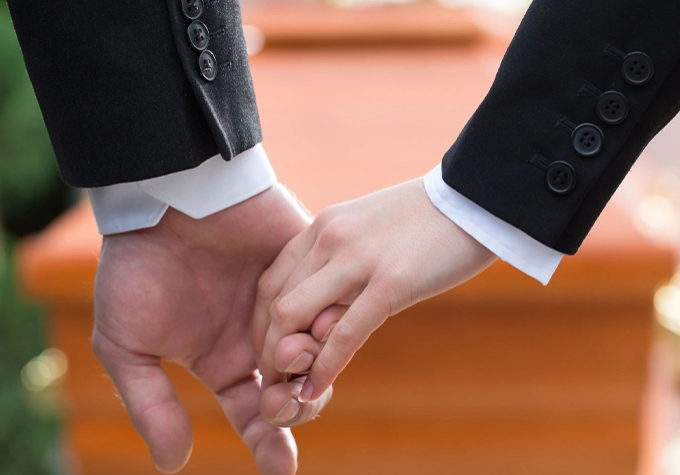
[329,321,355,349]
[314,354,336,381]
[257,271,276,301]
[314,207,336,228]
[316,229,338,251]
[316,221,347,251]
[271,298,294,326]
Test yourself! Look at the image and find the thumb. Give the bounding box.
[92,329,193,473]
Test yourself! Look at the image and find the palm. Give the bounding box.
[92,185,310,475]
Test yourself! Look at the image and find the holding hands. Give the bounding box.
[255,179,496,421]
[93,178,496,475]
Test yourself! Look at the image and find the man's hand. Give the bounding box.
[92,184,332,475]
[255,179,497,407]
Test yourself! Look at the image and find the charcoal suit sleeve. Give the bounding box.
[442,0,680,255]
[6,0,262,187]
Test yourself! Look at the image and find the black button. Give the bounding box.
[546,161,576,195]
[597,91,629,125]
[622,52,654,86]
[181,0,204,20]
[572,123,603,157]
[187,20,209,51]
[199,50,217,81]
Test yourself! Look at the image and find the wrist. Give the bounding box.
[403,179,497,303]
[149,184,310,257]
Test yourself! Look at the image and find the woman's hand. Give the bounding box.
[254,179,497,409]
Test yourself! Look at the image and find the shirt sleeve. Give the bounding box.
[423,164,563,286]
[88,144,276,235]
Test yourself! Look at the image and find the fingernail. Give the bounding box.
[321,323,336,342]
[284,351,314,374]
[298,379,314,403]
[272,398,300,425]
[150,452,161,471]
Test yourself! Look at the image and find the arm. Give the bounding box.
[6,0,259,186]
[443,0,680,254]
[256,0,680,405]
[423,164,563,286]
[6,1,331,473]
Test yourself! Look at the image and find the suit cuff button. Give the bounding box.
[199,50,218,81]
[572,123,604,158]
[187,20,210,51]
[597,91,629,125]
[622,52,654,86]
[181,0,204,20]
[546,161,576,195]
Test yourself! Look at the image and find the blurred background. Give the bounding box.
[3,0,680,474]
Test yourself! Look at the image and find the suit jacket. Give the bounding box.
[6,0,261,187]
[7,0,680,254]
[442,0,680,254]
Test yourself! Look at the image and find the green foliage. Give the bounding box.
[1,3,67,470]
[0,239,62,475]
[0,0,71,237]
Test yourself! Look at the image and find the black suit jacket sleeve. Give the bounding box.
[442,0,680,255]
[6,0,261,187]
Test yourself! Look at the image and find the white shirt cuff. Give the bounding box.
[423,164,563,285]
[88,143,276,235]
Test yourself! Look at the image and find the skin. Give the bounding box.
[92,184,333,475]
[255,179,497,410]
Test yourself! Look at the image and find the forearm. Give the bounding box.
[441,0,680,254]
[6,0,261,187]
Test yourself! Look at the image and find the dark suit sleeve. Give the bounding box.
[6,0,262,187]
[442,0,680,255]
